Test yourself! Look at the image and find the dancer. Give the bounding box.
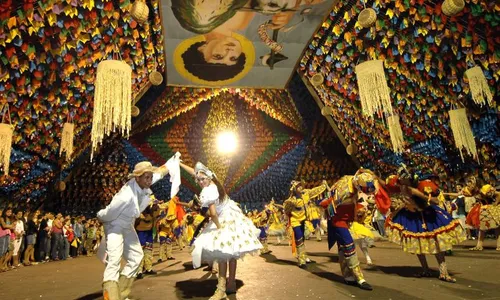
[255,208,271,254]
[97,161,170,300]
[180,161,262,299]
[307,196,324,242]
[266,199,287,245]
[466,184,500,251]
[349,202,375,265]
[318,170,377,290]
[443,175,480,242]
[135,201,158,279]
[157,203,177,263]
[283,180,327,268]
[384,168,466,283]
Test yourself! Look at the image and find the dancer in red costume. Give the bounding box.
[383,167,466,283]
[465,184,500,251]
[318,169,379,291]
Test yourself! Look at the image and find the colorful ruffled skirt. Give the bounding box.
[268,220,286,236]
[386,204,466,255]
[466,203,500,231]
[191,200,262,269]
[304,220,315,238]
[349,222,374,248]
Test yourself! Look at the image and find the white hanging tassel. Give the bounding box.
[91,59,132,161]
[448,108,478,162]
[386,114,405,153]
[465,66,493,106]
[60,122,74,161]
[355,60,393,117]
[0,104,13,175]
[0,123,13,175]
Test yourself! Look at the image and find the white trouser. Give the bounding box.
[103,224,144,282]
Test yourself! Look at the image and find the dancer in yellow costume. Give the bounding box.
[283,180,328,268]
[306,199,323,242]
[157,209,176,262]
[267,199,287,245]
[254,209,272,254]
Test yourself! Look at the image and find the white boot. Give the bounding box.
[209,276,227,300]
[103,281,121,300]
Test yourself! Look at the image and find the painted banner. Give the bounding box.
[161,0,334,88]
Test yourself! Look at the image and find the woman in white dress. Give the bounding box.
[180,161,262,300]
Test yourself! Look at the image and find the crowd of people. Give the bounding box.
[2,155,498,300]
[0,209,104,272]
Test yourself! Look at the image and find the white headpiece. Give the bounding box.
[194,162,215,179]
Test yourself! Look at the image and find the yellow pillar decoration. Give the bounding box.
[465,66,493,106]
[60,122,74,161]
[0,104,13,175]
[91,59,132,160]
[448,108,478,162]
[355,60,393,117]
[386,114,405,154]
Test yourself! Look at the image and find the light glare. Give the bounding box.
[217,131,238,154]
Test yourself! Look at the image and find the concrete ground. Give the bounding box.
[0,238,498,300]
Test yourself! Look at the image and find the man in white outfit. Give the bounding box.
[98,161,170,300]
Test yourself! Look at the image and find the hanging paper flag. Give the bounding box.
[448,108,478,162]
[387,114,405,153]
[464,66,493,106]
[355,60,393,117]
[60,122,74,161]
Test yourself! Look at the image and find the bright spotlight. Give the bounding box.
[216,131,238,154]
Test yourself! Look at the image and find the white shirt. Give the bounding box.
[199,184,229,215]
[47,219,53,231]
[97,172,165,229]
[14,220,25,236]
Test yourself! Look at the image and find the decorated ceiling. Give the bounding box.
[0,0,165,205]
[300,0,499,183]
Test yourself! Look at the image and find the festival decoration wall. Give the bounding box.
[299,0,499,180]
[0,0,165,202]
[134,87,304,134]
[289,75,358,186]
[0,149,54,208]
[233,141,308,208]
[130,93,303,198]
[57,138,129,215]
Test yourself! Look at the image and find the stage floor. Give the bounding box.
[0,238,498,300]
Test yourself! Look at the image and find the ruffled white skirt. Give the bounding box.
[191,199,262,268]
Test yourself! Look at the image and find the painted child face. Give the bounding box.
[198,37,242,66]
